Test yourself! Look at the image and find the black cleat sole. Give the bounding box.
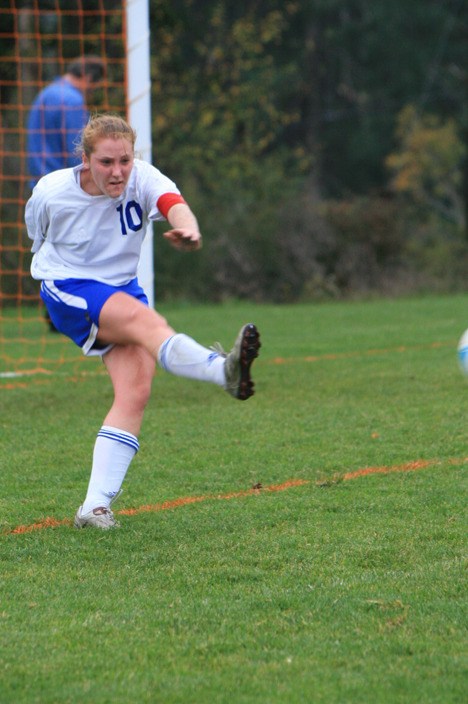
[237,323,261,400]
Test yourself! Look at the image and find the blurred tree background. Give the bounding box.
[149,0,467,302]
[0,0,466,303]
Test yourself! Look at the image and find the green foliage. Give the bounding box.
[1,296,467,703]
[317,195,406,294]
[151,1,302,171]
[386,105,466,227]
[148,2,308,301]
[148,0,468,302]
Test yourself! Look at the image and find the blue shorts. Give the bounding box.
[40,278,149,356]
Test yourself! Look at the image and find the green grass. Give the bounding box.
[1,295,467,703]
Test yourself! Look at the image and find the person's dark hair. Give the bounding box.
[66,55,105,84]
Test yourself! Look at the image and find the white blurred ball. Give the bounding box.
[457,329,468,376]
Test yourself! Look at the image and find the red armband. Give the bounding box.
[156,193,187,219]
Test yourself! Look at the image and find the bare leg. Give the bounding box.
[102,343,156,435]
[97,292,174,359]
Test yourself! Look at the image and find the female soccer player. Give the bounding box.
[25,114,260,530]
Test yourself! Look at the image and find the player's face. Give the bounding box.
[83,137,134,198]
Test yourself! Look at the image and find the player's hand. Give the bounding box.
[163,228,202,251]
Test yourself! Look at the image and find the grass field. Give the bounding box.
[1,295,467,703]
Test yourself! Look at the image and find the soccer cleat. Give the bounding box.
[223,323,261,400]
[74,505,120,530]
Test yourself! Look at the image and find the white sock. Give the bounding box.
[158,333,226,386]
[81,426,139,514]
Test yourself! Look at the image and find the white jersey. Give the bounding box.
[25,159,180,286]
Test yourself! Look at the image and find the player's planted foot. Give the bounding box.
[74,505,120,529]
[224,323,261,400]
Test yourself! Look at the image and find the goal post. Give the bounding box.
[126,0,154,308]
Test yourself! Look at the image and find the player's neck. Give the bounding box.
[79,168,103,196]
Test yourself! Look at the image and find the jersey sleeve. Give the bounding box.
[25,182,50,253]
[136,160,183,222]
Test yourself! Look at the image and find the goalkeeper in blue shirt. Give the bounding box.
[27,55,105,188]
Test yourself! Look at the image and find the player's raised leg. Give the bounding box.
[97,293,261,399]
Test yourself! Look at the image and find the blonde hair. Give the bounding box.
[78,114,137,157]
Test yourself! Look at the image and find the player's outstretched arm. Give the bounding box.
[163,203,202,251]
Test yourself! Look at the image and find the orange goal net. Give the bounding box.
[0,0,127,385]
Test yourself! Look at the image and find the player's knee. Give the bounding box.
[149,308,171,332]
